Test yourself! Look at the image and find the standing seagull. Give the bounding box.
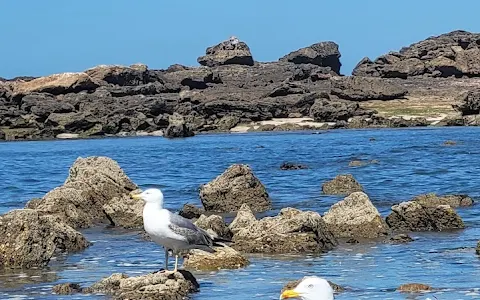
[131,188,227,272]
[280,276,334,300]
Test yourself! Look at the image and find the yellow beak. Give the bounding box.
[280,289,300,299]
[130,191,143,200]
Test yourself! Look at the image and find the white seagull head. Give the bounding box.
[280,276,334,300]
[131,188,164,206]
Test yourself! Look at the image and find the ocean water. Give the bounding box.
[1,127,480,299]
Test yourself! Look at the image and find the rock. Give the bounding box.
[282,278,344,294]
[30,156,138,229]
[83,271,199,300]
[348,159,379,167]
[0,209,90,268]
[266,82,310,97]
[388,233,414,244]
[352,30,480,78]
[309,98,374,122]
[197,36,254,67]
[52,283,83,295]
[385,201,465,232]
[56,133,80,139]
[322,174,364,195]
[85,64,150,86]
[452,88,480,115]
[183,245,249,271]
[199,164,272,213]
[194,214,232,239]
[476,241,480,255]
[397,283,432,292]
[323,192,388,239]
[280,162,309,170]
[164,113,195,138]
[229,205,337,253]
[279,41,342,74]
[179,204,205,219]
[12,72,99,96]
[330,76,408,101]
[103,194,144,229]
[217,115,241,131]
[412,193,474,208]
[443,140,457,146]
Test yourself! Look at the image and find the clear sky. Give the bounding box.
[1,0,479,78]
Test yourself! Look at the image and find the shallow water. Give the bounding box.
[1,127,480,299]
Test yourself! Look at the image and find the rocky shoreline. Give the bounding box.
[2,30,480,141]
[1,156,476,298]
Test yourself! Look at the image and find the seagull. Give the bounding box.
[131,188,228,272]
[280,276,334,300]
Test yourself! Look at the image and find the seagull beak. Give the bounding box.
[280,289,300,299]
[130,191,143,200]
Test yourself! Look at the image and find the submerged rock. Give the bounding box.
[52,283,83,295]
[280,162,309,170]
[183,246,249,271]
[323,192,388,239]
[322,174,364,195]
[386,201,465,232]
[397,283,432,292]
[412,193,474,208]
[229,205,337,253]
[0,209,89,268]
[199,164,272,213]
[83,271,199,300]
[476,241,480,255]
[387,233,414,244]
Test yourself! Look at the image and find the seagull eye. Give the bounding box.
[307,284,314,289]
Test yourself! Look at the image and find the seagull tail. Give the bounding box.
[213,236,232,244]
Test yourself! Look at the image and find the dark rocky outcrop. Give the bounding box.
[52,283,83,295]
[83,271,199,300]
[229,205,337,253]
[385,201,465,232]
[198,36,254,67]
[453,88,480,115]
[280,41,342,74]
[0,209,89,268]
[199,164,272,213]
[309,97,375,122]
[3,32,480,141]
[387,233,414,244]
[323,192,388,239]
[353,30,480,78]
[322,174,364,195]
[330,76,408,101]
[164,113,195,138]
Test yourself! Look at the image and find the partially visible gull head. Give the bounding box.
[280,276,334,300]
[131,188,164,206]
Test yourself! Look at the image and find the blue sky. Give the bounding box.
[1,0,479,78]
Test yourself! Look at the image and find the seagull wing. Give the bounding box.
[168,212,216,253]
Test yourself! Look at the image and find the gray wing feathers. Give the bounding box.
[168,212,215,249]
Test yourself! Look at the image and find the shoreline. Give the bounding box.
[2,30,480,142]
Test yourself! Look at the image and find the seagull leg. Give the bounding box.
[173,254,179,272]
[164,248,169,271]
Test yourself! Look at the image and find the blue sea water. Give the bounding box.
[1,127,480,299]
